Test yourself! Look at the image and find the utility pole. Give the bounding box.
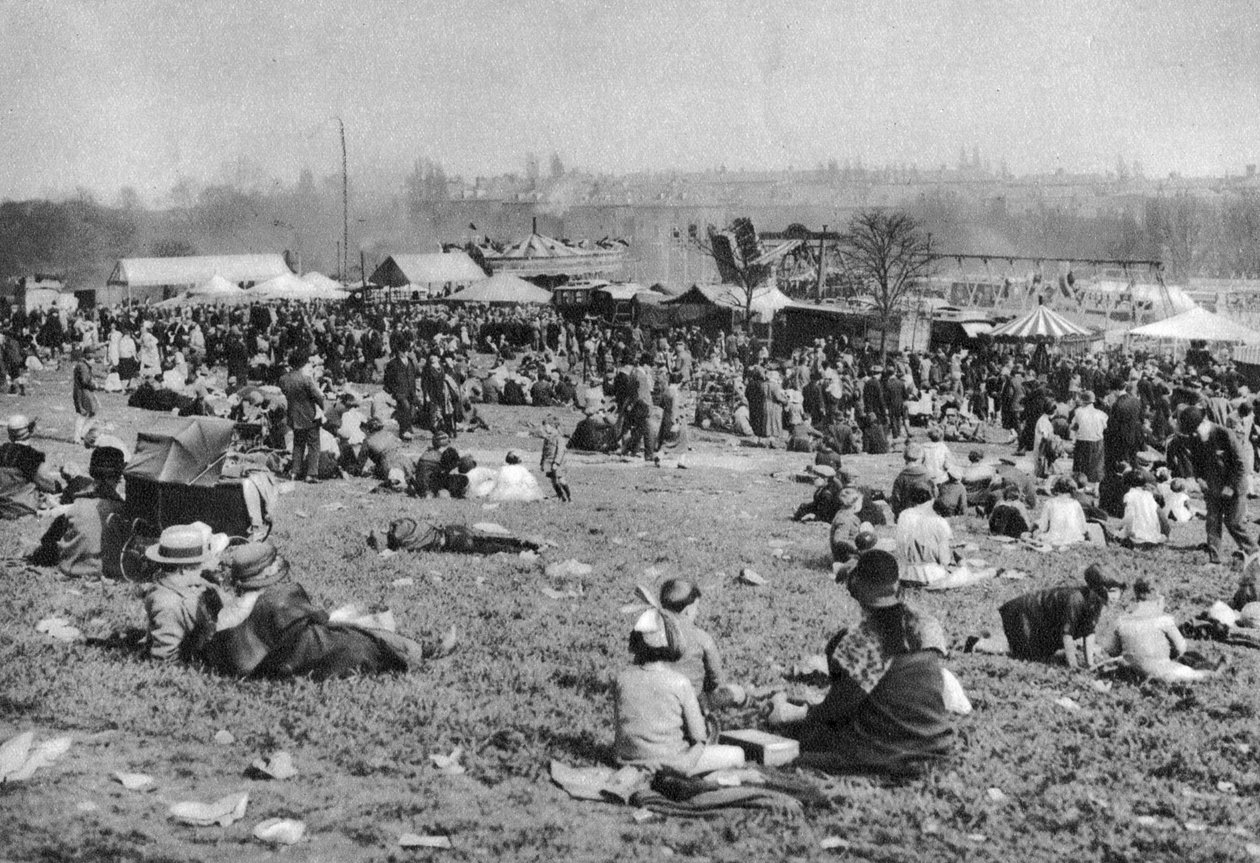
[339,117,349,283]
[815,224,827,302]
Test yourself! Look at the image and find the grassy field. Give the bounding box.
[3,361,1260,862]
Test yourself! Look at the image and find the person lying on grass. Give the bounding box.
[367,517,544,556]
[657,579,745,712]
[767,549,954,775]
[612,609,747,775]
[1102,577,1222,683]
[189,540,456,681]
[964,564,1126,669]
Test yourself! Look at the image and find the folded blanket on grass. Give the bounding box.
[549,760,823,817]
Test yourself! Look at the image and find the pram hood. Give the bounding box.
[125,417,236,487]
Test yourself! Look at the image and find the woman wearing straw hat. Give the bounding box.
[769,548,954,775]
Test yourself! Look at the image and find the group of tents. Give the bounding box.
[157,272,349,307]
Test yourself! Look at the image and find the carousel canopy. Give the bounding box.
[989,305,1095,340]
[1128,307,1260,344]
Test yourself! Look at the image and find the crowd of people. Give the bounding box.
[5,294,1260,784]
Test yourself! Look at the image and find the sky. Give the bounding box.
[2,0,1260,204]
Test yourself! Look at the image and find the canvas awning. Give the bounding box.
[445,273,552,304]
[1127,307,1260,344]
[989,306,1095,340]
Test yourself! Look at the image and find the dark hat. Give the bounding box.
[660,578,701,612]
[88,446,126,479]
[363,416,385,433]
[1178,406,1204,434]
[457,455,477,473]
[225,541,284,590]
[1084,563,1126,594]
[847,549,900,608]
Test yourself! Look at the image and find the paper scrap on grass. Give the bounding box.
[1055,696,1081,712]
[112,771,155,791]
[545,559,593,579]
[213,729,235,745]
[1,732,72,783]
[253,818,305,845]
[986,787,1009,803]
[820,837,849,850]
[248,751,298,781]
[392,577,415,587]
[430,748,466,776]
[739,568,767,586]
[399,833,453,849]
[36,617,82,642]
[169,791,248,827]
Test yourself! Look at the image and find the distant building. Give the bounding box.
[105,254,291,303]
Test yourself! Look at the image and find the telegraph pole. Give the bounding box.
[339,117,349,282]
[816,224,827,302]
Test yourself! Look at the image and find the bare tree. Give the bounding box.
[687,217,771,325]
[839,209,935,357]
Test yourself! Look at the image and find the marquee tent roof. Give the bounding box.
[108,255,290,288]
[445,273,551,304]
[368,252,487,288]
[988,305,1095,340]
[665,283,797,321]
[301,272,345,292]
[189,274,244,298]
[1128,307,1260,344]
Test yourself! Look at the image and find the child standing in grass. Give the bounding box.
[539,417,572,502]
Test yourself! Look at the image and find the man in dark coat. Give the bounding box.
[1167,406,1257,564]
[1105,380,1144,472]
[383,347,418,440]
[278,349,324,483]
[862,368,889,427]
[225,327,250,388]
[883,370,908,440]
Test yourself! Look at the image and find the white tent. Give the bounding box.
[1086,278,1198,315]
[446,273,552,304]
[1127,307,1260,344]
[299,272,350,299]
[251,272,348,301]
[189,274,244,299]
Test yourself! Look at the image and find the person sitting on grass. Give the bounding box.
[658,579,744,711]
[612,609,747,775]
[354,416,414,482]
[29,446,128,580]
[486,451,545,502]
[794,465,843,522]
[1117,469,1170,549]
[0,414,61,518]
[1032,476,1101,547]
[144,523,230,663]
[1102,577,1221,683]
[1160,477,1195,523]
[896,485,954,586]
[1097,460,1131,519]
[768,549,953,775]
[988,485,1032,538]
[889,443,935,517]
[964,564,1126,669]
[830,487,870,566]
[191,540,456,681]
[934,462,967,517]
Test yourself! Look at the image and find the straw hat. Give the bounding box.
[6,414,35,442]
[145,523,224,566]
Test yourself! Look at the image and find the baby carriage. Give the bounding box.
[114,416,276,580]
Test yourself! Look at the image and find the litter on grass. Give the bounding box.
[169,791,249,827]
[399,833,453,849]
[248,750,298,781]
[112,772,155,791]
[253,818,306,845]
[430,748,466,776]
[35,617,81,642]
[0,732,72,783]
[213,729,235,745]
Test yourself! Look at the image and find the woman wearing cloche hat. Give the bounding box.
[769,550,954,775]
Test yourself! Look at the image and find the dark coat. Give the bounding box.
[278,368,324,431]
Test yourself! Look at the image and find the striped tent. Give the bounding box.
[989,305,1094,340]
